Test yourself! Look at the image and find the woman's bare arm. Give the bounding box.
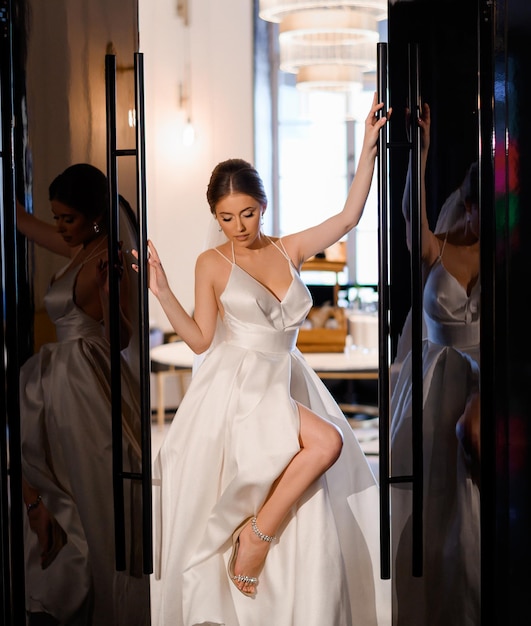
[17,199,73,257]
[401,103,440,267]
[134,241,220,354]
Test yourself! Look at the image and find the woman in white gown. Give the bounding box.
[146,94,391,626]
[17,164,150,625]
[390,104,480,625]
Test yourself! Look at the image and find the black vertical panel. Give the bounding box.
[376,42,391,579]
[383,38,425,577]
[133,52,153,575]
[105,53,127,572]
[477,0,496,622]
[405,45,424,578]
[387,0,481,622]
[106,52,152,576]
[0,3,14,616]
[1,0,32,622]
[487,1,531,623]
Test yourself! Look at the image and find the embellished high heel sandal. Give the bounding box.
[227,516,276,597]
[228,517,256,597]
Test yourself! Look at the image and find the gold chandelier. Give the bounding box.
[259,1,387,91]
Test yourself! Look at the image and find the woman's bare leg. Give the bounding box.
[232,404,343,594]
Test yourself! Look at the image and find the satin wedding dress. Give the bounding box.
[20,258,150,625]
[152,239,390,626]
[390,246,480,626]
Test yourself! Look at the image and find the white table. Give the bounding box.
[150,341,378,427]
[151,340,378,371]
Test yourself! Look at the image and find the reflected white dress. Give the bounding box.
[20,259,150,625]
[152,240,390,626]
[390,249,480,626]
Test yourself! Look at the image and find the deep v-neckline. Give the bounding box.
[231,263,295,304]
[437,257,479,298]
[437,235,479,297]
[229,238,295,304]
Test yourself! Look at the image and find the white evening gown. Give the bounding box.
[152,240,390,626]
[20,260,150,625]
[390,253,480,626]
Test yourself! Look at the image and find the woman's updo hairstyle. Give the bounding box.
[434,160,479,235]
[206,158,267,215]
[49,163,109,222]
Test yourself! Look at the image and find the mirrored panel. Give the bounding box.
[15,1,151,624]
[387,1,480,625]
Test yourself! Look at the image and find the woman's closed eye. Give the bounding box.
[221,211,256,222]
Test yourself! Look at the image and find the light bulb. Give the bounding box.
[183,118,195,146]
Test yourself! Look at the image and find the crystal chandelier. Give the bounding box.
[259,1,387,91]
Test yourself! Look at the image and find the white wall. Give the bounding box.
[139,0,255,332]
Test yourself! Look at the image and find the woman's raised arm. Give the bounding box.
[17,199,73,257]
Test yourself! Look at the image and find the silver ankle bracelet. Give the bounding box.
[251,517,276,543]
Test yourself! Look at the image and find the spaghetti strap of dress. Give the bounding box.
[269,237,292,263]
[215,236,291,266]
[213,246,233,265]
[438,231,449,260]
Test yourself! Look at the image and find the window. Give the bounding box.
[253,11,386,292]
[277,75,379,288]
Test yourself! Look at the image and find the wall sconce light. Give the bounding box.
[177,0,189,26]
[178,0,195,145]
[179,80,195,146]
[182,118,195,146]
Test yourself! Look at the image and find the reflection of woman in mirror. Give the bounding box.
[391,103,480,625]
[17,164,149,625]
[144,96,390,625]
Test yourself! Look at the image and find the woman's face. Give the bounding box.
[51,200,98,248]
[215,193,264,248]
